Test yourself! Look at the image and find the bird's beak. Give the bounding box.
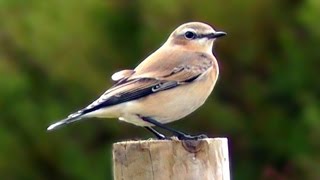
[207,31,227,39]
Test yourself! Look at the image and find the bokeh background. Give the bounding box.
[1,0,319,179]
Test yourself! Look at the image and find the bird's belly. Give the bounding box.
[121,69,217,126]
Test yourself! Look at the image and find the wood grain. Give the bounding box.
[113,138,230,180]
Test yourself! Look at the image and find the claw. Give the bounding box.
[177,133,208,140]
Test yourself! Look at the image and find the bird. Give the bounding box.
[47,22,226,140]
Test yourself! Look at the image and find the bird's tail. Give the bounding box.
[47,111,84,131]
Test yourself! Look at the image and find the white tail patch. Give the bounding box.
[47,113,83,131]
[47,121,65,131]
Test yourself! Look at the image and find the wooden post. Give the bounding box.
[112,138,230,180]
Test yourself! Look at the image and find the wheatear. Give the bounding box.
[47,22,226,140]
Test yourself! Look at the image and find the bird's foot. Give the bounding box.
[177,133,208,140]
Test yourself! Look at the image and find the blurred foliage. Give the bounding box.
[0,0,319,179]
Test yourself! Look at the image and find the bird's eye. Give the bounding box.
[184,31,196,39]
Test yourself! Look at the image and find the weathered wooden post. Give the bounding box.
[113,138,230,180]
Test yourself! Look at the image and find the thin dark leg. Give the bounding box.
[141,116,207,140]
[144,127,167,140]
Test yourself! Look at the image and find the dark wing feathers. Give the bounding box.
[79,54,213,116]
[81,78,179,115]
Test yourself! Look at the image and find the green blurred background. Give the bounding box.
[0,0,319,179]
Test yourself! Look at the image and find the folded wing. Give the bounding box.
[79,52,214,116]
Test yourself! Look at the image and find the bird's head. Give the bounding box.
[165,22,226,53]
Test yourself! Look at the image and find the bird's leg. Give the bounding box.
[144,127,167,140]
[141,116,208,140]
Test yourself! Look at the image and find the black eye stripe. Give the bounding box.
[196,34,205,38]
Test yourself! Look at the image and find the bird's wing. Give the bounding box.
[79,52,214,115]
[80,78,179,115]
